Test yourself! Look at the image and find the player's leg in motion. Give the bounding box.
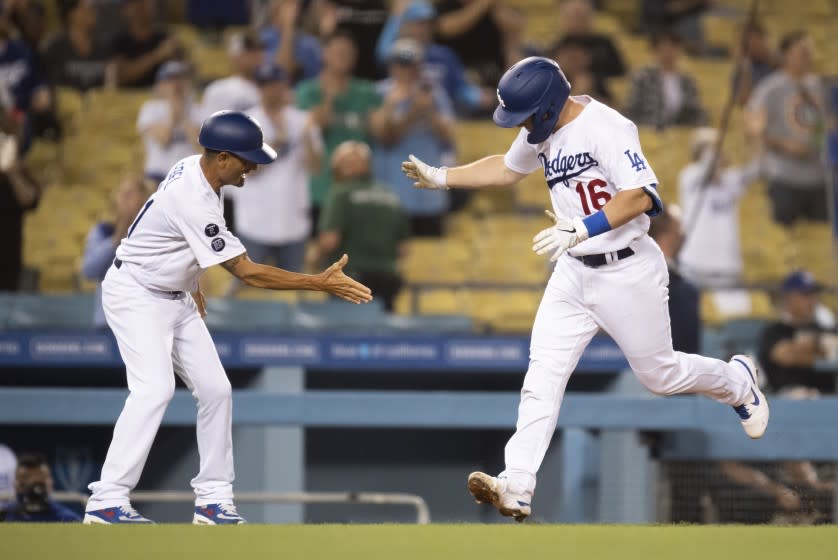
[591,238,768,435]
[171,300,243,525]
[468,262,599,521]
[84,272,179,524]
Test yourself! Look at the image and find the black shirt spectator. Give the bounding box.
[550,0,625,82]
[111,0,182,88]
[758,270,836,395]
[435,0,510,87]
[42,0,113,91]
[0,147,41,291]
[648,206,700,354]
[318,0,388,81]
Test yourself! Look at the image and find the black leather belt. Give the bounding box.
[113,258,184,297]
[574,247,634,268]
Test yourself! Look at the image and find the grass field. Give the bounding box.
[3,524,838,560]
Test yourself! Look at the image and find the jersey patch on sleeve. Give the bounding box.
[211,238,226,252]
[205,224,220,237]
[624,149,647,172]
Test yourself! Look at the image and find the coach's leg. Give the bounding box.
[172,303,234,506]
[592,238,751,405]
[500,263,599,495]
[87,274,178,510]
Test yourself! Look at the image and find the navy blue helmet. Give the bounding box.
[493,57,571,144]
[198,110,277,164]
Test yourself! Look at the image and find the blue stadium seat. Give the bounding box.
[291,300,388,333]
[384,314,473,334]
[7,294,96,329]
[204,298,292,332]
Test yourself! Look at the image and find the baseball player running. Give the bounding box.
[402,57,768,522]
[83,110,372,525]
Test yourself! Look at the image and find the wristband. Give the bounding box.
[581,210,612,238]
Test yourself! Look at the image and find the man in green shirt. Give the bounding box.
[317,141,409,311]
[297,31,382,230]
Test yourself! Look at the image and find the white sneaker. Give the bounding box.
[730,354,769,439]
[467,471,531,522]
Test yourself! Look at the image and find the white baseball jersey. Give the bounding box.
[226,105,322,245]
[115,155,246,293]
[504,96,660,256]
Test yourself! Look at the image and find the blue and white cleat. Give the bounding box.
[730,354,770,439]
[193,503,246,525]
[467,472,531,522]
[83,505,154,524]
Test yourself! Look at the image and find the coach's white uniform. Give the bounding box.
[86,155,246,511]
[499,97,752,494]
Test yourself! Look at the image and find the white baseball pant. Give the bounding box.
[86,264,234,511]
[500,235,752,495]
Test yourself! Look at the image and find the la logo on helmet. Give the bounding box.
[496,89,506,108]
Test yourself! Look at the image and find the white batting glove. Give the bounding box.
[532,212,589,262]
[401,154,449,190]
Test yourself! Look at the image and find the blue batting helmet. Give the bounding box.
[493,57,571,144]
[198,110,277,164]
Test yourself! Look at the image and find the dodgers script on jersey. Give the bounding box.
[115,155,246,293]
[504,96,660,255]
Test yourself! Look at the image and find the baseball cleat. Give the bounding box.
[730,354,769,439]
[83,505,154,524]
[193,503,246,525]
[467,471,531,522]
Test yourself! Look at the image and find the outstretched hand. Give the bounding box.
[318,254,373,304]
[401,154,449,190]
[532,210,589,262]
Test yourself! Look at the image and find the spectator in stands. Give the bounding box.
[370,38,453,237]
[745,31,827,226]
[434,0,521,88]
[296,31,381,230]
[226,66,323,297]
[81,176,150,328]
[200,30,266,119]
[677,128,760,289]
[0,14,51,149]
[376,0,492,115]
[0,444,15,499]
[137,61,201,184]
[732,21,776,106]
[260,0,322,84]
[111,0,183,88]
[641,0,715,57]
[500,6,541,68]
[647,205,700,354]
[759,270,837,396]
[43,0,115,91]
[317,141,408,311]
[186,0,250,32]
[0,453,80,522]
[550,35,611,104]
[2,0,48,60]
[313,0,388,81]
[624,29,708,129]
[550,0,625,90]
[0,132,40,292]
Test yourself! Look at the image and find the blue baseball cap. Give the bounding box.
[781,270,823,294]
[402,1,435,22]
[254,65,289,85]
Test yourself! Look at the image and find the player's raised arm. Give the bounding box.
[402,154,528,190]
[220,252,373,305]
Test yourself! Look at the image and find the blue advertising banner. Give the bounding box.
[0,331,628,372]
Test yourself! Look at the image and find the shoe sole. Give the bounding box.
[467,472,529,522]
[83,514,110,525]
[193,514,245,525]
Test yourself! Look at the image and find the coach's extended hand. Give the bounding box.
[317,254,374,304]
[401,154,449,190]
